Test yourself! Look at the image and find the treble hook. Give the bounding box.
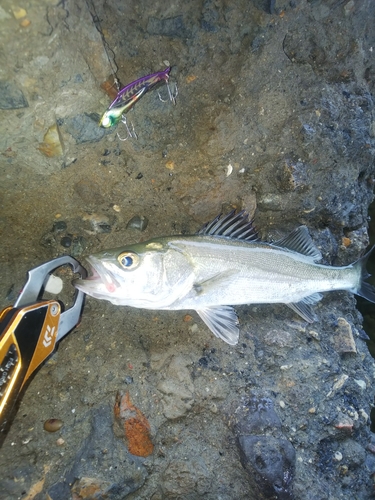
[116,115,138,141]
[158,80,178,105]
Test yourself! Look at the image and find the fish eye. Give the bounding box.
[118,251,139,270]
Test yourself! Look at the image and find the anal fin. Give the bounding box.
[196,306,239,345]
[286,293,322,323]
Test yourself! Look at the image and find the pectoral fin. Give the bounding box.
[196,306,240,345]
[286,293,323,323]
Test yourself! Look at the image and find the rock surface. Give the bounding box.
[0,0,375,498]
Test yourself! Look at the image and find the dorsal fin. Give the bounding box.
[197,210,258,242]
[274,226,322,261]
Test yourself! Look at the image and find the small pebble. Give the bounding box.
[334,451,343,461]
[20,18,31,27]
[56,437,65,446]
[43,418,64,432]
[354,379,366,390]
[60,236,72,248]
[279,400,286,409]
[44,274,63,294]
[12,6,27,19]
[127,215,149,231]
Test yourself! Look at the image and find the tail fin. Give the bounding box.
[355,245,375,303]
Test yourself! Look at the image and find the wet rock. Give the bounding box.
[74,179,104,205]
[340,439,366,469]
[147,15,188,37]
[0,81,28,109]
[161,457,211,498]
[127,215,149,231]
[64,113,107,143]
[47,405,147,500]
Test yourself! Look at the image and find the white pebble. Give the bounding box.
[44,274,63,294]
[334,451,343,461]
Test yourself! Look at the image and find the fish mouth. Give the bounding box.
[73,256,120,295]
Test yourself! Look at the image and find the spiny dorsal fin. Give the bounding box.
[274,226,322,261]
[197,210,258,242]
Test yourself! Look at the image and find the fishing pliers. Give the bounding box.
[0,256,86,434]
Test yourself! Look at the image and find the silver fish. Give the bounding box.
[74,210,375,345]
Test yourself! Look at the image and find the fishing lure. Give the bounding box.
[99,67,176,139]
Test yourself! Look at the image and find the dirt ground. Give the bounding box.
[1,0,375,498]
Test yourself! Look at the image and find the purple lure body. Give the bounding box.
[109,67,171,110]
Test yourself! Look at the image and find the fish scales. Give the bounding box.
[153,237,358,309]
[74,210,375,345]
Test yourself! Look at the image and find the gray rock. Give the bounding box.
[0,81,28,109]
[64,113,107,143]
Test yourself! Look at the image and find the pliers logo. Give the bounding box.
[43,325,56,347]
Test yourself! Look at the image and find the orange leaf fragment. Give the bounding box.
[114,391,154,457]
[100,79,119,100]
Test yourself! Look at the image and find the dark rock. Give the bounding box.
[233,396,296,499]
[0,81,28,109]
[64,113,107,143]
[237,435,296,500]
[60,236,72,248]
[47,405,147,500]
